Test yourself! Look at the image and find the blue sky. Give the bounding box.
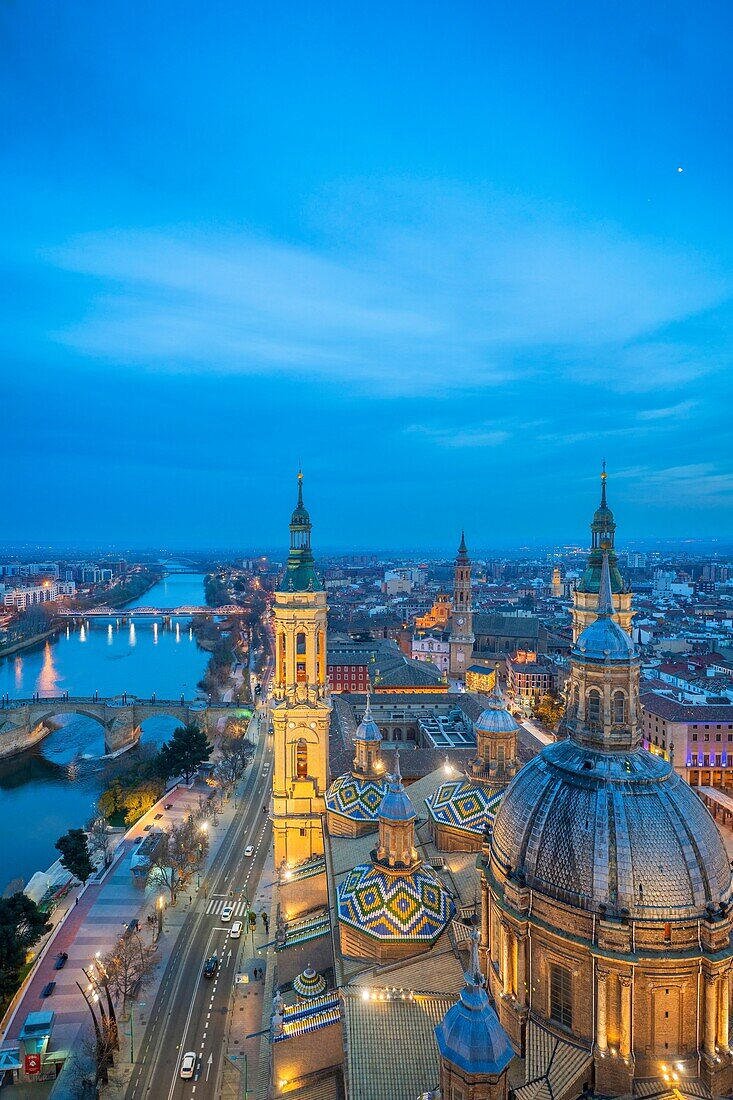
[2,1,732,549]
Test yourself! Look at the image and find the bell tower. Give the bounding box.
[271,472,331,869]
[449,531,474,679]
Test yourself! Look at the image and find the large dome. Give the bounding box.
[491,737,732,920]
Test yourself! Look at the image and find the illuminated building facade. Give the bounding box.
[271,473,331,868]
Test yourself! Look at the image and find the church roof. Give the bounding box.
[426,778,503,835]
[355,695,381,742]
[325,772,387,822]
[378,754,416,823]
[337,861,455,943]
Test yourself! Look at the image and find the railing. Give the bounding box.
[0,693,245,709]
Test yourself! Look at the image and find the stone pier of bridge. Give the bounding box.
[0,697,245,760]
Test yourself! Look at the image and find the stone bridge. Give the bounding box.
[0,695,250,760]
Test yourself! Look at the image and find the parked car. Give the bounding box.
[244,845,254,857]
[164,803,173,810]
[41,982,56,998]
[180,1052,197,1079]
[221,904,234,922]
[54,952,68,970]
[230,921,243,939]
[154,812,163,820]
[203,954,218,979]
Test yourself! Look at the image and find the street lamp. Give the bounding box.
[157,894,165,936]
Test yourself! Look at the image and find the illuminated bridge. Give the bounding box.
[57,605,246,618]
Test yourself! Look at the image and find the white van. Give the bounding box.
[230,920,243,939]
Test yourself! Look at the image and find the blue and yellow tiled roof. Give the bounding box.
[338,862,455,943]
[326,773,387,821]
[426,778,503,836]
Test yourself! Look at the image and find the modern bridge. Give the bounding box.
[57,605,246,619]
[0,694,250,760]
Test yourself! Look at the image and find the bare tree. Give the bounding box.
[102,931,156,1015]
[147,816,209,903]
[215,734,254,802]
[86,816,114,869]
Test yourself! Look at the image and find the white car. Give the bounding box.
[244,845,254,857]
[180,1052,197,1079]
[221,904,234,922]
[230,920,243,939]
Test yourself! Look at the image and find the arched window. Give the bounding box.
[393,728,403,742]
[296,632,306,682]
[587,689,602,728]
[497,743,506,772]
[573,684,579,711]
[613,691,626,725]
[295,739,308,779]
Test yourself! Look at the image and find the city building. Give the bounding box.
[1,579,75,609]
[465,664,497,694]
[415,592,452,630]
[641,690,733,787]
[411,628,451,673]
[505,648,556,711]
[571,463,633,640]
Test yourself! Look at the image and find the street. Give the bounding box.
[125,683,273,1100]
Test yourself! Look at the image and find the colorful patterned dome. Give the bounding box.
[325,772,387,822]
[426,778,503,837]
[338,862,455,944]
[293,964,327,1000]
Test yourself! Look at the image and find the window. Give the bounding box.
[550,964,573,1029]
[587,690,601,728]
[295,739,308,779]
[613,691,626,725]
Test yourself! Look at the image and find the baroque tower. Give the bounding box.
[271,473,331,869]
[571,463,633,641]
[449,531,474,678]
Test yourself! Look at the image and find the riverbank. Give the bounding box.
[0,627,59,660]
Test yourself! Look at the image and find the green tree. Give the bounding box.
[533,691,565,731]
[55,828,94,883]
[148,817,209,903]
[98,778,124,820]
[0,893,51,999]
[157,723,213,784]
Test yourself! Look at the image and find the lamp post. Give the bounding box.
[157,894,165,936]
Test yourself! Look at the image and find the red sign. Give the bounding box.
[25,1054,41,1076]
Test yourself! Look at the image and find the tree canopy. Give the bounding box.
[158,723,213,784]
[0,893,50,999]
[56,827,94,883]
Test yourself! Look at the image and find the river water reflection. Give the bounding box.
[0,573,210,892]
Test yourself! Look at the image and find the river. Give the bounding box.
[0,573,211,893]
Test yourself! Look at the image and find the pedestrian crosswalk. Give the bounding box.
[206,898,249,916]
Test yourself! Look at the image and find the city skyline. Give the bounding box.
[2,2,733,546]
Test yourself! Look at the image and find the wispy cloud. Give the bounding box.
[45,187,732,397]
[614,463,733,506]
[636,399,698,421]
[405,423,511,448]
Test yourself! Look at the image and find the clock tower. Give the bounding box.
[449,531,474,680]
[271,472,331,869]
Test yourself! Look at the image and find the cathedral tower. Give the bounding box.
[271,472,331,868]
[449,531,475,678]
[571,463,633,640]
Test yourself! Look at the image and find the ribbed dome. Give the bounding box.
[435,932,513,1077]
[574,616,635,661]
[475,681,520,735]
[491,737,732,920]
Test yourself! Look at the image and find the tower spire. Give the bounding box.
[458,529,468,556]
[597,550,614,618]
[600,458,607,508]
